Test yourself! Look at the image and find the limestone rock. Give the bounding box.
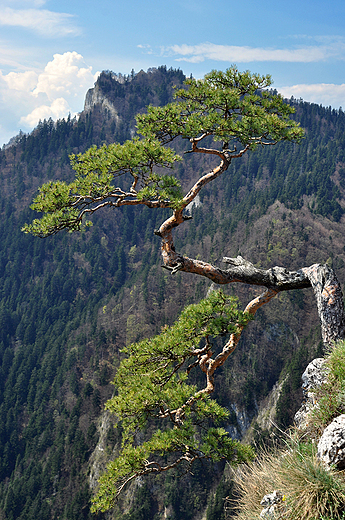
[301,358,327,391]
[317,414,345,469]
[260,490,284,518]
[294,358,327,429]
[254,378,286,433]
[84,84,120,121]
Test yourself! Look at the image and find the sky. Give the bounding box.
[1,0,345,147]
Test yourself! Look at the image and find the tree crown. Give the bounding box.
[138,68,303,148]
[92,290,254,512]
[22,66,303,238]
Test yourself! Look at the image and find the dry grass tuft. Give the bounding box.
[232,436,345,520]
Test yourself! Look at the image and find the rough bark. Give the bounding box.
[303,264,345,347]
[158,221,345,348]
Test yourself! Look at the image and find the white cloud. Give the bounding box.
[0,52,99,142]
[0,6,81,37]
[163,41,345,63]
[4,70,37,91]
[137,44,153,55]
[20,97,69,126]
[277,83,345,109]
[33,51,97,100]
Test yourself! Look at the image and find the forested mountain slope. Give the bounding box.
[0,66,344,519]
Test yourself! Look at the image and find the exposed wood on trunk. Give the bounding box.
[161,249,312,291]
[158,220,345,348]
[303,264,345,347]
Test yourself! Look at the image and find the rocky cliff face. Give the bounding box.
[84,83,120,121]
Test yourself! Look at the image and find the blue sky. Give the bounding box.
[0,0,345,146]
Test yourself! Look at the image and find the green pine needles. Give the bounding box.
[22,66,303,239]
[137,68,303,147]
[22,137,183,237]
[91,290,255,512]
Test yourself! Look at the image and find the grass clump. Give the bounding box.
[311,340,345,430]
[233,435,345,520]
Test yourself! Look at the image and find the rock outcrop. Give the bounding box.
[317,414,345,469]
[294,357,328,429]
[260,490,285,518]
[84,83,120,121]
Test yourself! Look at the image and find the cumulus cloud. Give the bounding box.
[20,97,69,127]
[4,70,38,91]
[0,52,99,142]
[0,6,81,37]
[163,41,345,63]
[32,51,97,100]
[277,83,345,109]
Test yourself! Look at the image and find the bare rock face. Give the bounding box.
[84,84,120,120]
[301,358,327,391]
[317,414,345,469]
[294,357,328,429]
[260,490,284,518]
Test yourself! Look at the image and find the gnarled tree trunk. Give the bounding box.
[158,212,345,349]
[303,264,345,347]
